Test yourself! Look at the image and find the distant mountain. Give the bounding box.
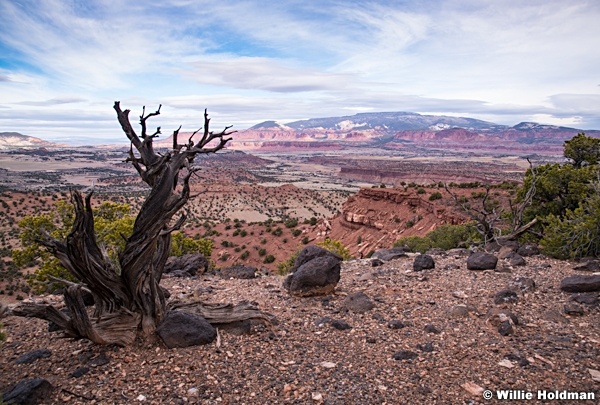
[0,132,60,150]
[285,112,506,132]
[249,121,292,130]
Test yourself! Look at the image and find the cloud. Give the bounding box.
[16,97,88,106]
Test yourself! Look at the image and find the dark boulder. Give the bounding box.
[560,275,600,293]
[164,253,209,277]
[466,252,498,270]
[413,254,435,272]
[2,378,52,405]
[157,311,216,348]
[284,246,341,297]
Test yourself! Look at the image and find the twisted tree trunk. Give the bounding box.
[12,102,275,345]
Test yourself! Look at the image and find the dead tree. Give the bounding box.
[11,102,275,345]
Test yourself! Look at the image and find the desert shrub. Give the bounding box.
[14,200,135,293]
[170,232,212,257]
[429,192,443,201]
[301,236,309,244]
[277,249,300,275]
[394,236,432,253]
[316,238,351,260]
[426,223,480,250]
[263,254,275,264]
[240,250,250,260]
[417,187,426,194]
[405,220,415,228]
[394,223,480,253]
[540,192,600,259]
[292,229,302,237]
[272,227,283,236]
[258,248,267,257]
[284,218,298,228]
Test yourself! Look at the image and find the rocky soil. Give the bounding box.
[1,251,600,404]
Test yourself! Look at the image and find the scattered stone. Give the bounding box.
[413,254,435,272]
[448,304,470,318]
[498,359,515,368]
[571,292,599,306]
[424,324,441,334]
[157,311,216,348]
[219,265,257,279]
[416,342,434,352]
[319,361,336,368]
[574,260,600,272]
[564,303,584,316]
[452,290,468,299]
[447,248,471,257]
[69,367,90,378]
[461,381,484,396]
[371,313,386,322]
[517,244,539,257]
[507,276,536,292]
[466,252,498,270]
[343,291,375,313]
[283,246,342,297]
[2,378,53,405]
[494,289,519,305]
[15,349,51,365]
[371,258,384,267]
[366,337,377,344]
[312,392,324,402]
[330,320,352,330]
[315,317,332,326]
[589,369,600,383]
[498,320,514,336]
[392,350,418,361]
[497,245,516,260]
[487,309,519,327]
[388,320,405,329]
[560,275,600,293]
[164,253,209,277]
[509,254,526,267]
[371,247,408,261]
[494,265,513,273]
[89,353,110,367]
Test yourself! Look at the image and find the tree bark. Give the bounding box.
[12,102,275,345]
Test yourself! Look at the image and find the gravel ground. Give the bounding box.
[1,252,599,404]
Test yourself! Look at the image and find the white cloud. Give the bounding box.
[0,0,599,141]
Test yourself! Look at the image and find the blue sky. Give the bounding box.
[1,0,599,144]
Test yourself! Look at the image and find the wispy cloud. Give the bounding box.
[0,0,599,142]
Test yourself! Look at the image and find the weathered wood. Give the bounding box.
[10,102,259,346]
[170,300,277,325]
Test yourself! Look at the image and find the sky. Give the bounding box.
[1,0,599,145]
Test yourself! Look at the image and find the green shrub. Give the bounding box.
[292,229,302,237]
[277,249,300,275]
[429,192,443,201]
[263,254,275,264]
[417,187,426,194]
[284,218,298,228]
[316,238,351,260]
[258,248,267,257]
[394,236,432,253]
